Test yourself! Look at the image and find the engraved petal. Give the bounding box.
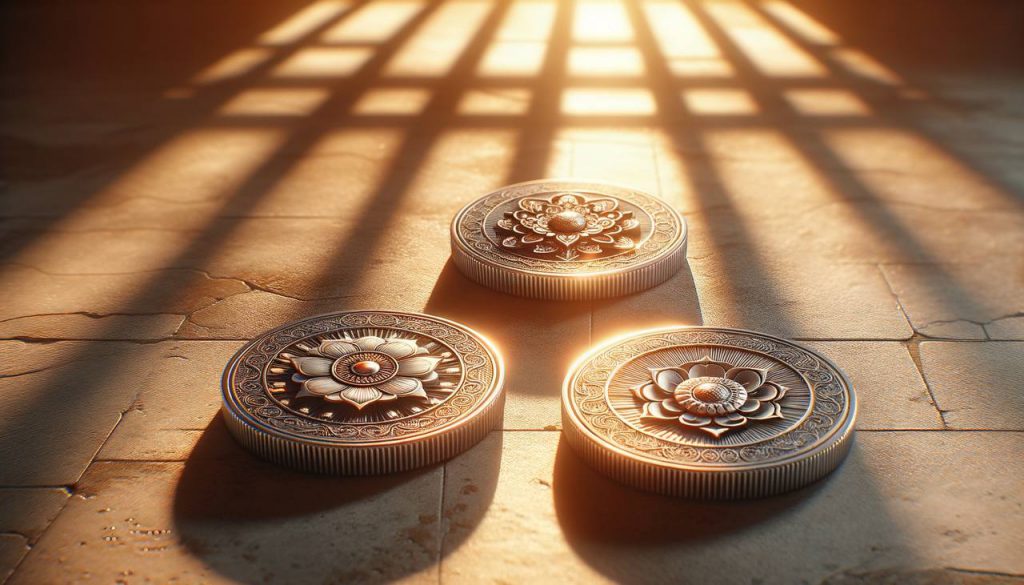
[377,339,418,359]
[377,376,426,397]
[700,425,730,438]
[679,412,712,427]
[632,382,669,401]
[554,233,580,247]
[660,399,683,413]
[687,359,728,379]
[319,340,358,358]
[714,413,748,428]
[553,193,583,207]
[521,233,544,244]
[397,356,442,377]
[746,401,784,420]
[738,398,761,413]
[726,367,767,391]
[652,367,688,392]
[590,233,615,244]
[584,198,619,213]
[302,376,347,395]
[289,357,333,377]
[354,336,387,351]
[335,386,384,409]
[613,236,635,250]
[642,402,678,420]
[749,382,784,401]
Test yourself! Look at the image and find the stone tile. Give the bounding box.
[690,253,912,340]
[97,342,245,461]
[10,447,444,585]
[442,431,1024,584]
[0,341,194,485]
[0,488,69,541]
[920,341,1024,429]
[591,266,703,341]
[0,262,246,341]
[882,261,1024,340]
[802,342,941,430]
[0,534,28,585]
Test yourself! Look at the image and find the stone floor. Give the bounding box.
[1,0,1022,583]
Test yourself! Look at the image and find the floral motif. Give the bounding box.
[496,192,641,261]
[287,336,441,410]
[631,356,787,438]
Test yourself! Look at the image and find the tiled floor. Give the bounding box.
[1,0,1022,583]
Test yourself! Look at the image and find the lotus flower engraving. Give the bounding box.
[632,356,787,438]
[496,192,641,261]
[288,336,441,410]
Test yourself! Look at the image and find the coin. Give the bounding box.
[451,179,687,299]
[562,326,856,499]
[221,310,505,474]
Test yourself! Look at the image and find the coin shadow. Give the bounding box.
[551,437,824,545]
[171,416,499,583]
[424,259,592,398]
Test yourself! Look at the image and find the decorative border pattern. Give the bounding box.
[566,328,851,467]
[223,312,499,444]
[454,180,684,275]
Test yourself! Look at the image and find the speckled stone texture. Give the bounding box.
[1,0,1022,582]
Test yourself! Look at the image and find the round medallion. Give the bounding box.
[450,179,687,300]
[221,311,505,475]
[561,327,856,499]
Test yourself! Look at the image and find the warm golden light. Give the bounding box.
[783,89,870,116]
[352,88,433,115]
[384,1,493,77]
[219,88,332,116]
[683,89,759,115]
[642,1,733,77]
[192,48,273,84]
[704,2,826,77]
[573,0,633,42]
[320,0,425,43]
[568,47,645,77]
[761,1,840,46]
[258,1,351,45]
[561,88,656,116]
[458,89,532,115]
[478,0,556,77]
[832,48,903,85]
[271,47,375,78]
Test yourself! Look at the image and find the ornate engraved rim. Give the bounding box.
[561,326,856,497]
[222,311,505,449]
[452,179,686,278]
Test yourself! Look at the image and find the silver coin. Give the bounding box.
[562,326,856,499]
[451,179,687,299]
[222,310,505,475]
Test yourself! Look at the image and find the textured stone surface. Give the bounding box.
[920,342,1024,429]
[0,488,69,541]
[0,535,27,585]
[882,261,1024,340]
[97,342,245,461]
[802,341,942,430]
[9,453,445,585]
[442,431,1024,584]
[3,0,1023,582]
[0,341,164,486]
